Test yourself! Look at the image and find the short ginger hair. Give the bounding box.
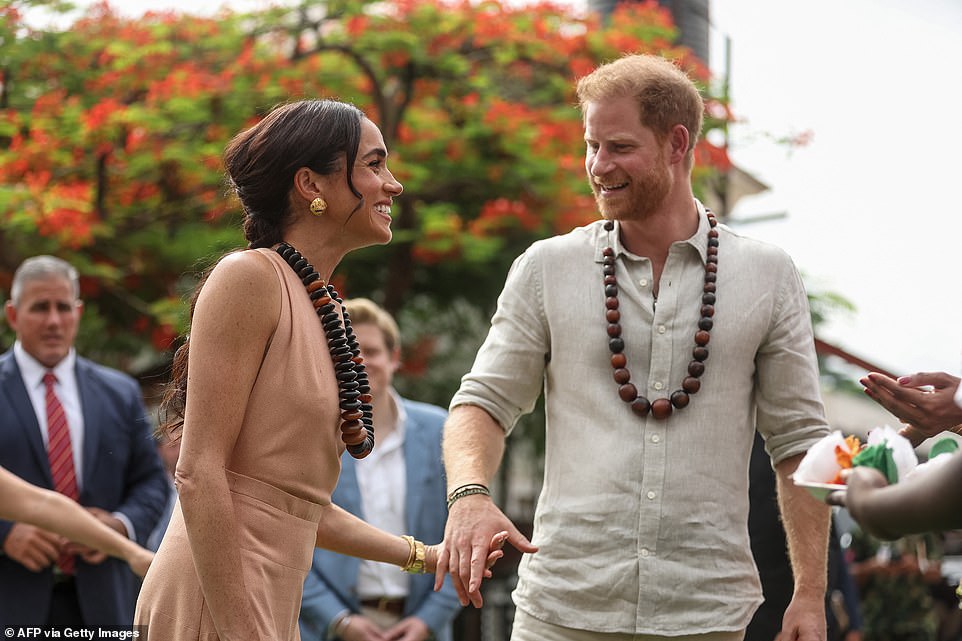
[576,54,704,155]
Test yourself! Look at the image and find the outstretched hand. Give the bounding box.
[860,371,962,446]
[434,496,538,608]
[128,546,154,579]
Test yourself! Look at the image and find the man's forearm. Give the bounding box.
[776,454,830,596]
[442,404,507,492]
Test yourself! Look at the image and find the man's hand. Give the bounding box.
[2,523,61,572]
[434,494,537,608]
[860,371,962,445]
[339,614,389,641]
[777,594,826,641]
[384,616,431,641]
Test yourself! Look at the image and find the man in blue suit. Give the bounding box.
[0,255,169,626]
[300,298,461,641]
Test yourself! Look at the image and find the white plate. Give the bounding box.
[792,477,846,502]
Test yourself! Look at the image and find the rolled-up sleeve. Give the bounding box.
[754,254,830,464]
[450,248,550,435]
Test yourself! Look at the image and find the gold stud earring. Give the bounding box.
[310,197,328,216]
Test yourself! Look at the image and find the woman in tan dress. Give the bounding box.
[135,100,504,640]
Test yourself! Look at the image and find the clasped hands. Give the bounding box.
[433,493,538,608]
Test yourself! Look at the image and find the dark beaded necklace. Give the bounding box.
[602,210,718,420]
[275,242,375,458]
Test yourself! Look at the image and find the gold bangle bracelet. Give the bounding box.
[400,535,426,574]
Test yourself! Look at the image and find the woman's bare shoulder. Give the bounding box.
[207,249,277,290]
[193,250,281,337]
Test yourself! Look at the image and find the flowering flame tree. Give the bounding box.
[0,0,732,390]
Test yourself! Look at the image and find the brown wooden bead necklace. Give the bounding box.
[276,242,375,458]
[602,210,718,420]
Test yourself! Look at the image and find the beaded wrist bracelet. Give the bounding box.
[446,483,491,510]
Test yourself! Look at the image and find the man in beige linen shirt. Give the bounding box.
[436,54,832,641]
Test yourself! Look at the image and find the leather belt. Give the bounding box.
[359,597,405,616]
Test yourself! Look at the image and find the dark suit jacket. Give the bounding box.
[299,398,461,641]
[0,349,169,626]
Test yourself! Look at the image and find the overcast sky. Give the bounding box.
[708,0,962,379]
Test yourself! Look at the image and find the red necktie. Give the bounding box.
[43,372,79,575]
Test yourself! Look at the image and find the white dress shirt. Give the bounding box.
[355,389,410,600]
[14,342,85,485]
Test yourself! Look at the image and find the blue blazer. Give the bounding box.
[299,398,462,641]
[0,350,169,626]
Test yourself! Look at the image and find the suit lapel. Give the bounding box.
[0,352,52,484]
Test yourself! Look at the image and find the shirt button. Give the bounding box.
[657,325,666,334]
[646,491,656,500]
[653,381,663,391]
[639,278,648,287]
[641,548,650,557]
[651,434,661,443]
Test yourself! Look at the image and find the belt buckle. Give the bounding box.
[376,597,394,612]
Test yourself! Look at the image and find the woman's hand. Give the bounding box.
[128,546,154,579]
[860,371,962,445]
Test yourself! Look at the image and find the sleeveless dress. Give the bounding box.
[135,249,344,640]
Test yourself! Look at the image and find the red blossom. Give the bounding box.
[694,139,732,172]
[82,98,125,132]
[151,325,176,351]
[346,16,369,36]
[471,198,541,235]
[35,182,96,248]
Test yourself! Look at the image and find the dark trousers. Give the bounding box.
[46,577,85,626]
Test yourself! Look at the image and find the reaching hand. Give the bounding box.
[860,371,962,445]
[434,494,537,608]
[128,546,154,579]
